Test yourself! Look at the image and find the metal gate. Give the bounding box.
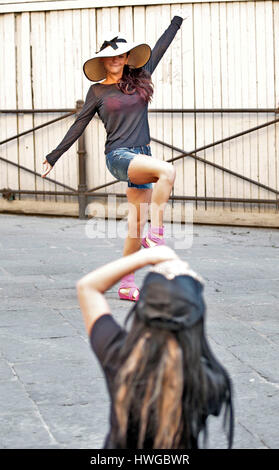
[1,104,279,220]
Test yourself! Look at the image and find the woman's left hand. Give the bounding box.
[41,159,53,178]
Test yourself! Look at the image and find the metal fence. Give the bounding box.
[1,104,279,219]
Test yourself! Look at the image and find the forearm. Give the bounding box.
[46,86,96,167]
[77,249,148,293]
[144,16,183,75]
[45,122,83,167]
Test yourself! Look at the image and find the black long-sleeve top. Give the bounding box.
[46,16,183,167]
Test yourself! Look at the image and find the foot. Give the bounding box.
[118,287,140,301]
[141,226,165,248]
[118,274,140,301]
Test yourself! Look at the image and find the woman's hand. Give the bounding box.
[143,245,179,265]
[41,159,53,178]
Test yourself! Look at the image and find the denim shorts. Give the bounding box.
[105,144,153,189]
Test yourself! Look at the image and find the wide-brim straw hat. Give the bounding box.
[83,32,151,82]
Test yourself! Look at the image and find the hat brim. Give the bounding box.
[83,43,151,82]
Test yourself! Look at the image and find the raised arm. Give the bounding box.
[76,246,179,334]
[43,85,97,171]
[143,16,183,76]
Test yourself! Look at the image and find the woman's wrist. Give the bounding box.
[140,246,179,266]
[171,16,183,27]
[45,155,55,167]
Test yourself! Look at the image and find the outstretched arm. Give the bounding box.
[42,85,97,172]
[143,16,183,76]
[76,246,179,334]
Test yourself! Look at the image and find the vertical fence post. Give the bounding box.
[76,100,88,219]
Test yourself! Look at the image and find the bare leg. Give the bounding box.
[119,187,152,299]
[127,154,176,229]
[149,172,175,229]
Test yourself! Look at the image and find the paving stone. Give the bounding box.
[0,379,35,413]
[0,335,91,364]
[0,213,278,449]
[12,357,103,384]
[37,402,110,446]
[24,375,109,407]
[0,360,15,382]
[0,411,58,448]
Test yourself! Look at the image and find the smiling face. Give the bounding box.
[101,53,129,75]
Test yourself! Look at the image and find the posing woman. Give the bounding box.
[42,16,184,302]
[76,245,234,449]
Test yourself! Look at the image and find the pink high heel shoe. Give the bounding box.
[141,225,165,248]
[118,273,140,302]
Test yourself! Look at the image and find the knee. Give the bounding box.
[160,163,176,185]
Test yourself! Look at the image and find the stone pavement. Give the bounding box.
[0,213,278,449]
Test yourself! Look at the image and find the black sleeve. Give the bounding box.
[45,85,97,167]
[143,16,183,76]
[89,314,127,366]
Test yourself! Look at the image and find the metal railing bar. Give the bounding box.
[84,192,279,205]
[87,117,279,194]
[1,188,278,205]
[1,108,278,114]
[151,116,279,195]
[156,141,279,196]
[169,196,279,204]
[0,157,78,193]
[0,109,76,114]
[0,111,76,146]
[0,189,78,196]
[86,180,121,192]
[2,106,278,197]
[148,108,279,114]
[164,117,279,161]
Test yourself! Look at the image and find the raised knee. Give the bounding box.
[161,164,176,185]
[171,164,176,183]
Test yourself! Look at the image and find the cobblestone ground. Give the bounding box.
[0,213,278,449]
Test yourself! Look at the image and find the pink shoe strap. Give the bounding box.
[119,274,139,293]
[143,233,165,247]
[127,286,139,300]
[120,273,135,284]
[147,226,165,244]
[149,225,164,236]
[118,277,140,301]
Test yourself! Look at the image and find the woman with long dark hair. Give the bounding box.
[41,16,185,302]
[76,245,234,449]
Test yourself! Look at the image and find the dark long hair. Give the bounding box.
[103,304,234,449]
[116,52,154,103]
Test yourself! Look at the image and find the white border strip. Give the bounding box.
[0,0,252,15]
